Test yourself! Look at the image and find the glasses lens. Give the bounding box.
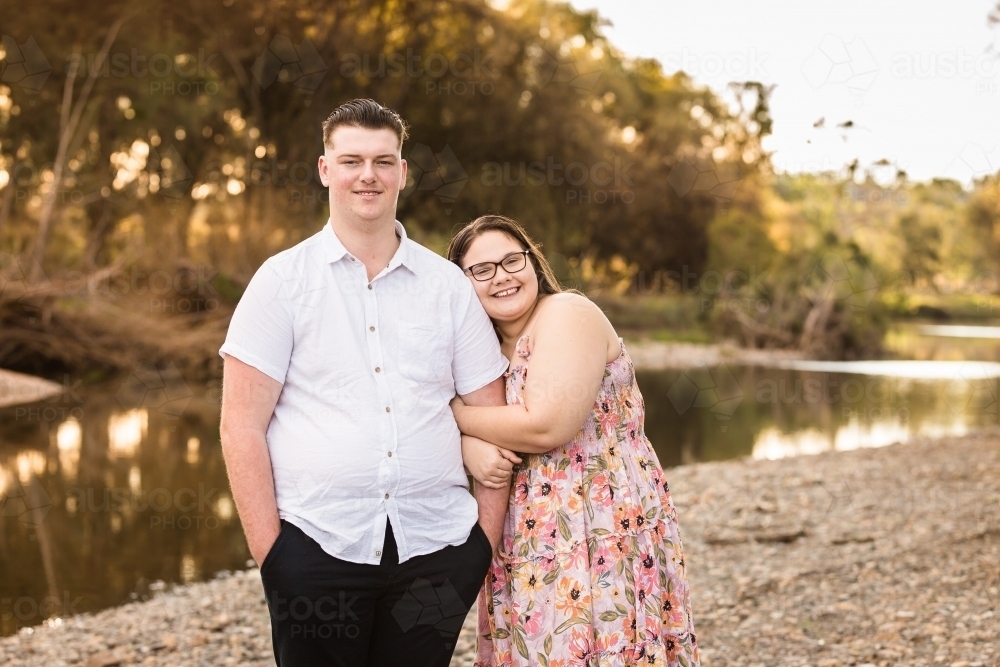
[501,252,526,272]
[471,264,495,281]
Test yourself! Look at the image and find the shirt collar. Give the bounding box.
[322,219,419,276]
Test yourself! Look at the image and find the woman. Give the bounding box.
[448,216,701,667]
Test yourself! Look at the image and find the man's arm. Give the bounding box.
[460,375,508,552]
[220,355,284,565]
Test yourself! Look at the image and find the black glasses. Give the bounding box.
[463,250,531,282]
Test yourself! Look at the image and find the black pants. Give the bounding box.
[260,518,493,667]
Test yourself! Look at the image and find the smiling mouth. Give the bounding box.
[493,286,520,298]
[354,190,382,196]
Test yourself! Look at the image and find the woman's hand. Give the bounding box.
[462,435,522,489]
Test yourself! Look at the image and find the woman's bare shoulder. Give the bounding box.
[532,293,619,353]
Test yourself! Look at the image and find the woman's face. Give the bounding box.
[461,230,539,323]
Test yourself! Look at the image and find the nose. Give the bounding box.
[492,269,513,285]
[360,160,377,183]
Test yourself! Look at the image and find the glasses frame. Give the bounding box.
[463,250,531,282]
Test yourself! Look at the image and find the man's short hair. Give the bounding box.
[322,99,409,150]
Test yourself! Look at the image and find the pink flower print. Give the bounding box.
[514,476,530,504]
[591,630,623,657]
[592,472,615,507]
[635,548,658,593]
[568,443,587,472]
[566,481,585,513]
[613,504,632,534]
[591,542,615,576]
[518,507,542,540]
[661,588,687,630]
[538,462,569,485]
[555,576,591,615]
[596,398,621,435]
[521,609,544,638]
[567,626,592,662]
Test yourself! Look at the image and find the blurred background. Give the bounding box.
[1,0,999,638]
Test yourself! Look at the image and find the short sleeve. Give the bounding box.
[451,275,509,395]
[219,260,294,384]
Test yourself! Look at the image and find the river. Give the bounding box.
[0,321,997,635]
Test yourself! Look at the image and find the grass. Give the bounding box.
[882,291,1000,322]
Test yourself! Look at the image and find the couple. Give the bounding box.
[219,99,700,667]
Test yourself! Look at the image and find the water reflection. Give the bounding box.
[0,378,245,637]
[886,321,1000,362]
[186,437,200,465]
[56,419,81,481]
[2,324,999,636]
[107,409,146,459]
[637,364,997,465]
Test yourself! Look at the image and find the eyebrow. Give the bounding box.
[464,250,524,269]
[336,153,397,159]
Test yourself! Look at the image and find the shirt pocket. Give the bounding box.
[397,323,453,384]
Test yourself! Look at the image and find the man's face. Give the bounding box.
[319,126,407,223]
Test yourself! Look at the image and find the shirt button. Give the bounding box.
[387,451,393,457]
[368,284,373,290]
[375,366,381,373]
[349,256,355,261]
[369,326,375,332]
[384,493,390,499]
[385,406,391,413]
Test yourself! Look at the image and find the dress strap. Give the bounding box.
[513,334,532,360]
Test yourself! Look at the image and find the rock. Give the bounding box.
[3,428,1000,667]
[752,526,807,543]
[85,652,121,667]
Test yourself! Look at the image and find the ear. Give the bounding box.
[318,152,330,187]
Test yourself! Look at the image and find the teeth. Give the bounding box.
[494,287,518,297]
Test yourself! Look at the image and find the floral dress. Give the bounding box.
[475,336,700,667]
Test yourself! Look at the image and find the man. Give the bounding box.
[218,98,512,666]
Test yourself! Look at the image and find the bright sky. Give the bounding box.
[566,0,1000,185]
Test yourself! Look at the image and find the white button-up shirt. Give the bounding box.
[219,220,507,564]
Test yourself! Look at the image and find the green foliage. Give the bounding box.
[0,0,753,285]
[1,0,998,367]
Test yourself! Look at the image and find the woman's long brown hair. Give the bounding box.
[447,215,570,342]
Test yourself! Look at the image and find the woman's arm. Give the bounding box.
[452,294,611,454]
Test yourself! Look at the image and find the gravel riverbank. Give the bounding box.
[2,428,998,666]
